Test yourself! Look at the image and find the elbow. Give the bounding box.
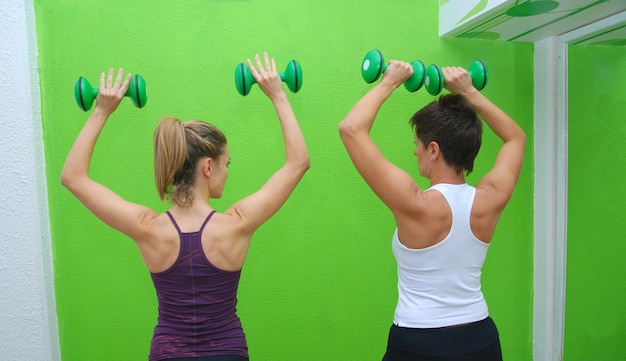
[504,125,526,149]
[60,171,72,190]
[517,129,527,148]
[60,169,83,193]
[338,119,355,142]
[60,175,79,195]
[300,153,311,173]
[296,152,311,177]
[287,151,310,175]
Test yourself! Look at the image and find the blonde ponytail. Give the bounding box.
[153,117,187,202]
[153,117,227,207]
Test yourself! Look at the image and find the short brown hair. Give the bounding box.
[410,94,482,175]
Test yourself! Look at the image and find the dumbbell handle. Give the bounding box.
[361,49,425,92]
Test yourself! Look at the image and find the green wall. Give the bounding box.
[565,45,626,360]
[34,0,534,360]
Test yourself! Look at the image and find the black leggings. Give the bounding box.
[166,356,248,361]
[382,317,503,361]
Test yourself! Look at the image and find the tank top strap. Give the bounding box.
[165,211,183,236]
[198,210,217,234]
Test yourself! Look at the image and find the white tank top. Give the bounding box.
[392,183,489,328]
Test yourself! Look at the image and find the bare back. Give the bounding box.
[395,183,506,250]
[138,211,252,274]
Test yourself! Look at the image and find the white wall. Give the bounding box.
[0,0,60,359]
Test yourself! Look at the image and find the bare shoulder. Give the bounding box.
[413,187,449,214]
[395,189,452,249]
[212,208,246,234]
[470,186,507,243]
[473,183,509,216]
[200,210,252,247]
[201,211,252,271]
[393,187,436,218]
[134,211,180,273]
[136,210,176,242]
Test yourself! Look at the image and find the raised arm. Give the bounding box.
[227,53,310,234]
[338,61,423,215]
[443,66,526,207]
[60,68,158,241]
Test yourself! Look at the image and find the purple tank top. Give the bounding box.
[148,211,248,361]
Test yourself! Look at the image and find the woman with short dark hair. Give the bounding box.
[339,61,525,361]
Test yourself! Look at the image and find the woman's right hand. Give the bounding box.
[246,52,285,100]
[381,60,414,90]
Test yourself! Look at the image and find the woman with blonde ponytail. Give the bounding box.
[61,53,309,361]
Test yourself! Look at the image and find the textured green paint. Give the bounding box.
[565,45,626,360]
[34,0,533,360]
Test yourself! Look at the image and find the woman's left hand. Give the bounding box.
[95,68,131,115]
[442,66,474,95]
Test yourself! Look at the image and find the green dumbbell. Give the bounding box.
[73,74,148,111]
[424,61,488,96]
[235,60,303,96]
[361,49,425,92]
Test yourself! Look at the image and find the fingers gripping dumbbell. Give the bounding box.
[73,74,148,111]
[424,61,488,96]
[235,60,303,96]
[361,49,425,92]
